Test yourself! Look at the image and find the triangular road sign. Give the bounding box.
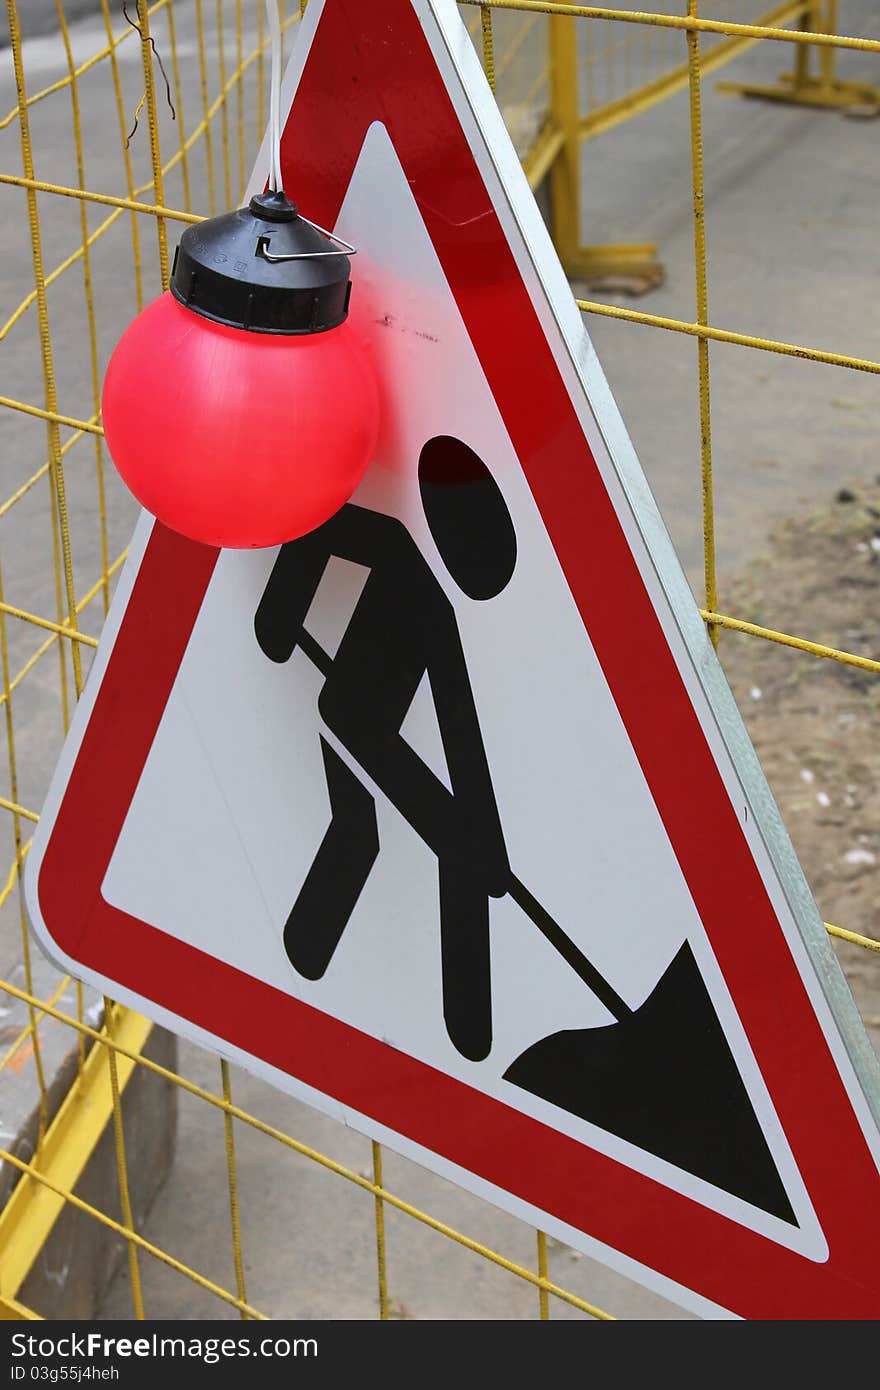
[27,0,880,1319]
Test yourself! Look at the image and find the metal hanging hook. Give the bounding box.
[256,217,357,262]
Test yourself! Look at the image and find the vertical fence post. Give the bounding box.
[817,0,839,92]
[545,17,662,290]
[547,15,581,275]
[718,0,879,110]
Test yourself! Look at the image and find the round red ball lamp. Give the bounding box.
[101,191,379,548]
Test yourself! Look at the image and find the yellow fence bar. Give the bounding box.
[458,1,880,56]
[827,925,880,955]
[0,1295,41,1321]
[0,977,70,1080]
[21,16,214,229]
[0,1143,266,1321]
[219,1059,249,1319]
[0,1007,153,1302]
[686,0,718,641]
[0,798,39,826]
[719,0,880,109]
[0,0,174,130]
[0,980,614,1321]
[575,298,880,377]
[0,397,106,435]
[135,0,169,289]
[521,121,565,187]
[0,605,99,649]
[579,0,808,138]
[0,554,127,718]
[699,611,880,676]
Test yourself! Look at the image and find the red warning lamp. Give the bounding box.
[101,190,380,549]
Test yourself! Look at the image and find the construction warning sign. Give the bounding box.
[27,0,880,1319]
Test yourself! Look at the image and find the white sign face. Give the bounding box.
[27,0,880,1320]
[101,120,818,1247]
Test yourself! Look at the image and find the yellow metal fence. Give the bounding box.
[0,0,877,1321]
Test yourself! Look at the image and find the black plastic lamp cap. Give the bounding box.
[170,191,352,335]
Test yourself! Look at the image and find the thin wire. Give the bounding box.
[121,2,177,122]
[266,0,284,191]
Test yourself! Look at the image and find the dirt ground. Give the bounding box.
[715,474,880,1054]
